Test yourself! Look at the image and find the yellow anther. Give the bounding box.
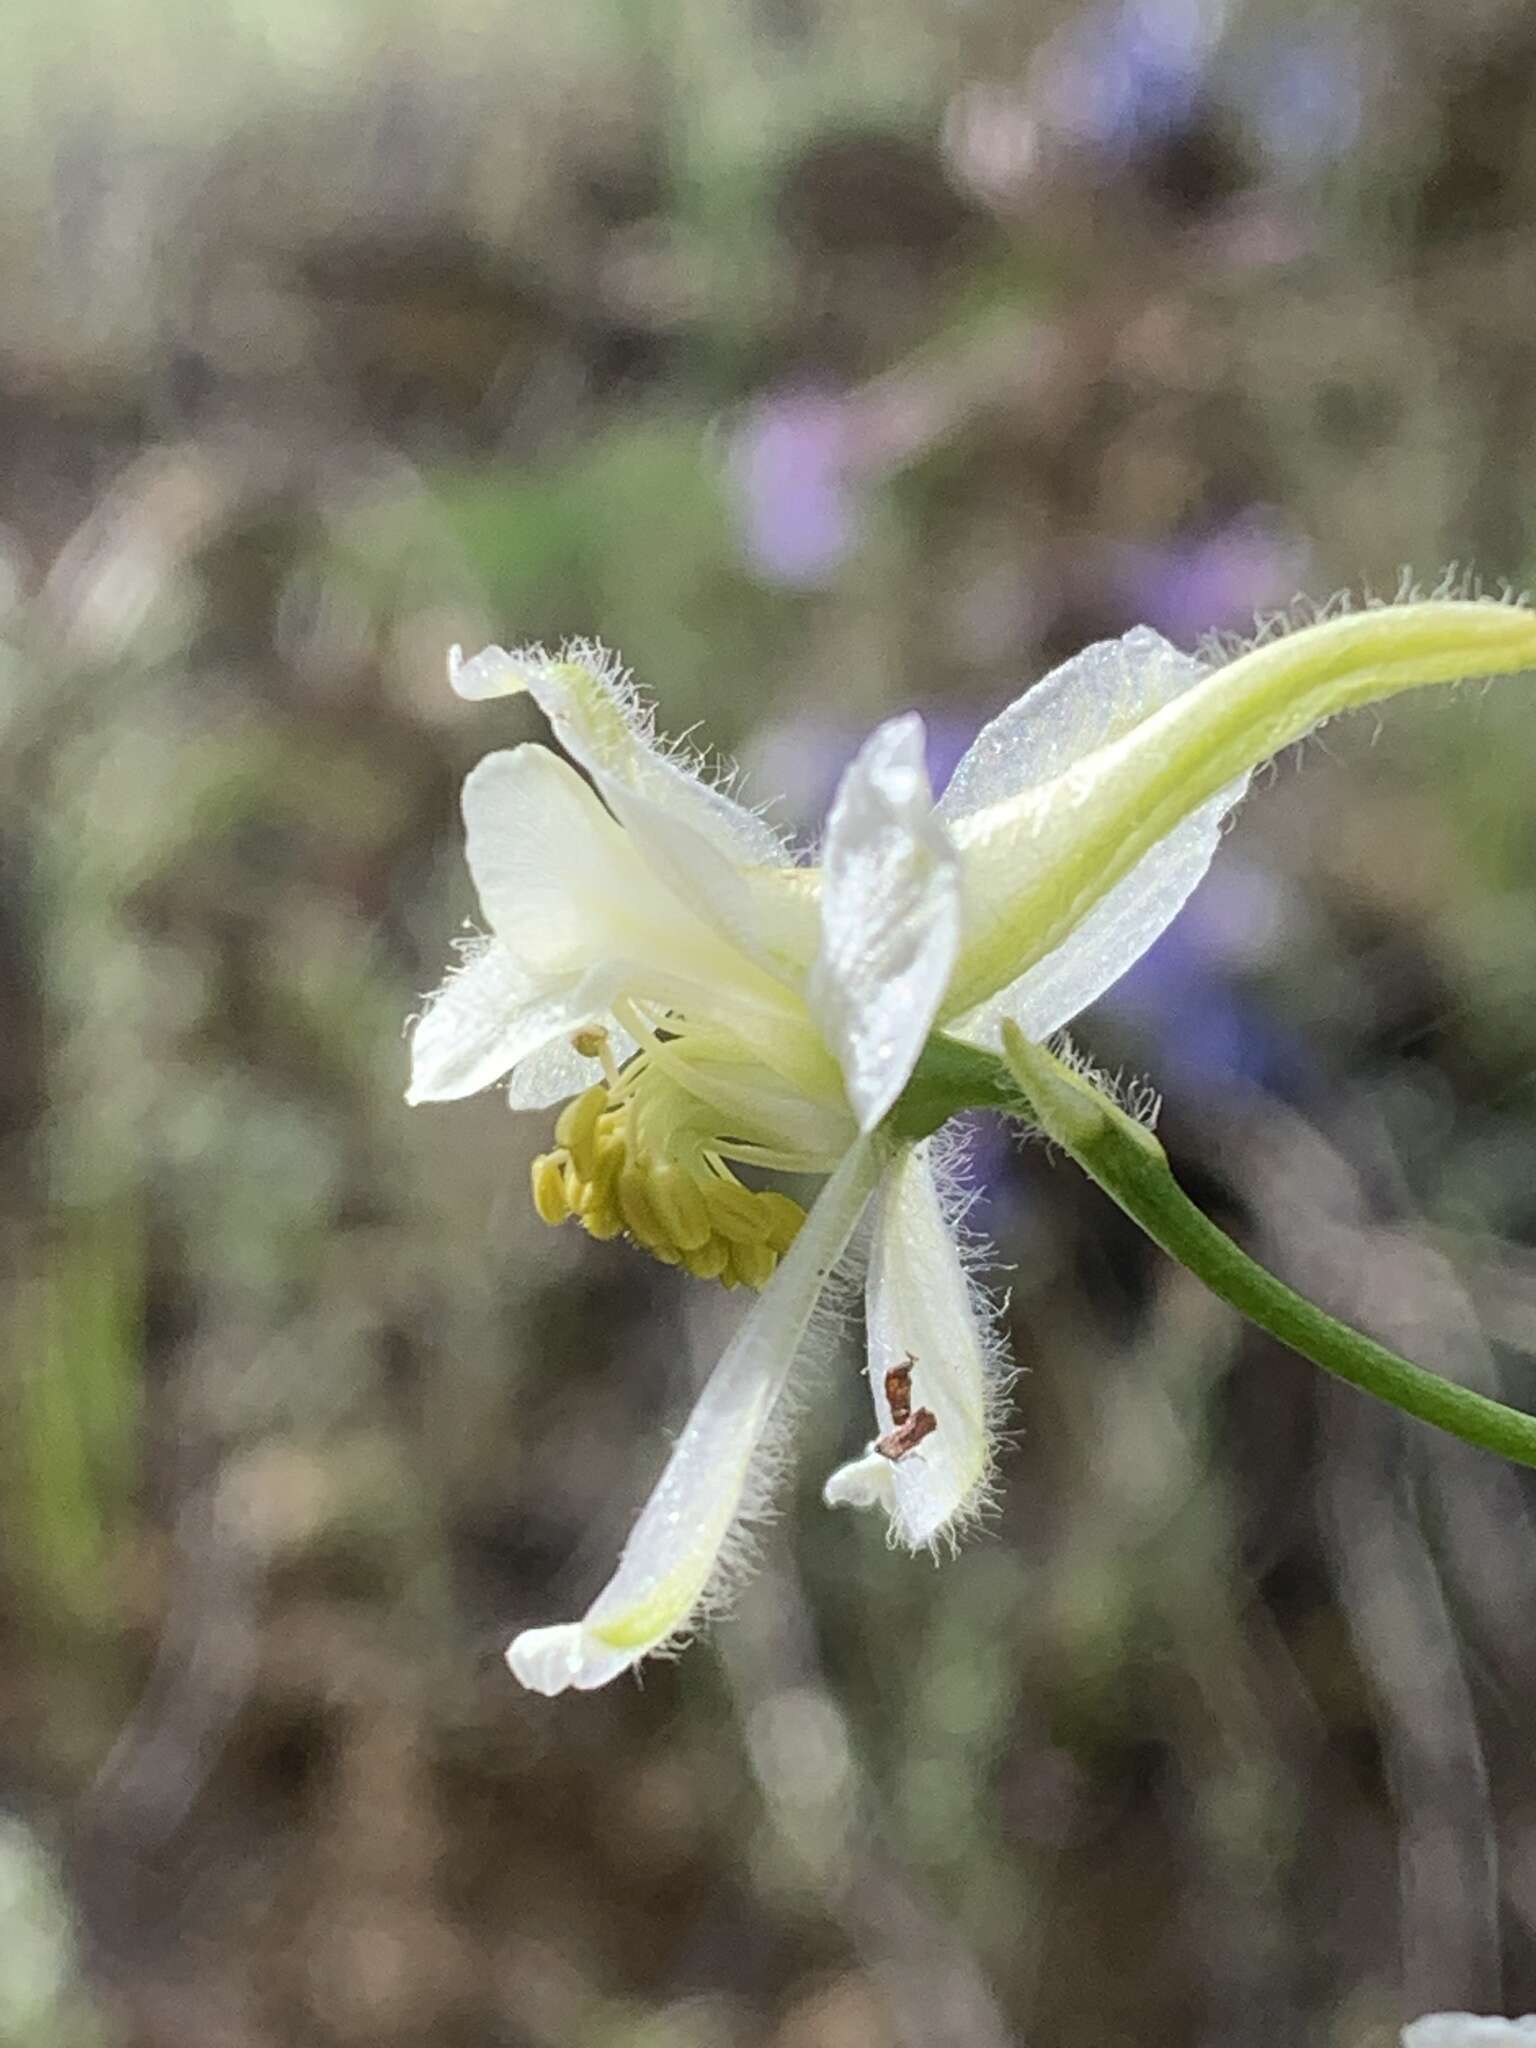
[570,1024,609,1060]
[555,1084,608,1182]
[701,1175,772,1245]
[727,1239,777,1291]
[531,1152,571,1227]
[528,1069,813,1290]
[577,1189,625,1240]
[588,1130,625,1207]
[681,1236,729,1281]
[616,1164,667,1249]
[757,1190,807,1255]
[648,1161,712,1252]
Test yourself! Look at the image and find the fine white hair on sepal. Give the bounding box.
[633,1145,874,1649]
[554,637,782,828]
[1196,567,1530,670]
[1049,1032,1162,1132]
[402,925,490,1026]
[465,636,794,860]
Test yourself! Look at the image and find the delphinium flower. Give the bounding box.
[407,601,1536,1694]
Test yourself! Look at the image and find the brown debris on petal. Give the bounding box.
[875,1406,938,1462]
[884,1352,916,1426]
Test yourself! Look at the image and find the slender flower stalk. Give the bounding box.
[407,598,1536,1693]
[999,1026,1536,1469]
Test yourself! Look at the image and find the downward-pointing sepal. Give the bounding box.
[824,1139,1008,1549]
[505,1140,884,1694]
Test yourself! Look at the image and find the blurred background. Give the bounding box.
[6,0,1536,2043]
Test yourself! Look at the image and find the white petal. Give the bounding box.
[807,715,961,1132]
[597,770,811,988]
[1402,2022,1536,2048]
[502,1021,636,1112]
[646,1049,855,1167]
[506,1623,633,1695]
[830,1140,1001,1549]
[462,746,796,1031]
[938,625,1212,822]
[949,783,1232,1046]
[448,644,526,700]
[505,1139,884,1694]
[463,744,637,978]
[406,940,605,1105]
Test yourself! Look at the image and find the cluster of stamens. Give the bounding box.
[530,1080,806,1289]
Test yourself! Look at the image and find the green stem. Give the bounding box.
[983,1026,1536,1468]
[890,1031,1019,1139]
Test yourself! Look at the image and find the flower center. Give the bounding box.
[528,1026,810,1289]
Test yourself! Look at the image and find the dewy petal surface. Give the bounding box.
[807,715,962,1132]
[507,1138,884,1694]
[938,625,1246,1040]
[824,1141,999,1546]
[407,939,611,1105]
[938,625,1213,819]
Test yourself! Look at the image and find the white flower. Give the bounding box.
[1402,2020,1536,2047]
[407,602,1536,1694]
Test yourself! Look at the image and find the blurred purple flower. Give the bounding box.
[751,709,980,836]
[1107,511,1309,645]
[1235,29,1363,175]
[1100,857,1308,1096]
[1021,0,1360,188]
[1030,0,1218,157]
[728,385,857,589]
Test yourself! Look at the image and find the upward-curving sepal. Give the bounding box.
[944,602,1536,1019]
[450,640,787,868]
[935,626,1247,1040]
